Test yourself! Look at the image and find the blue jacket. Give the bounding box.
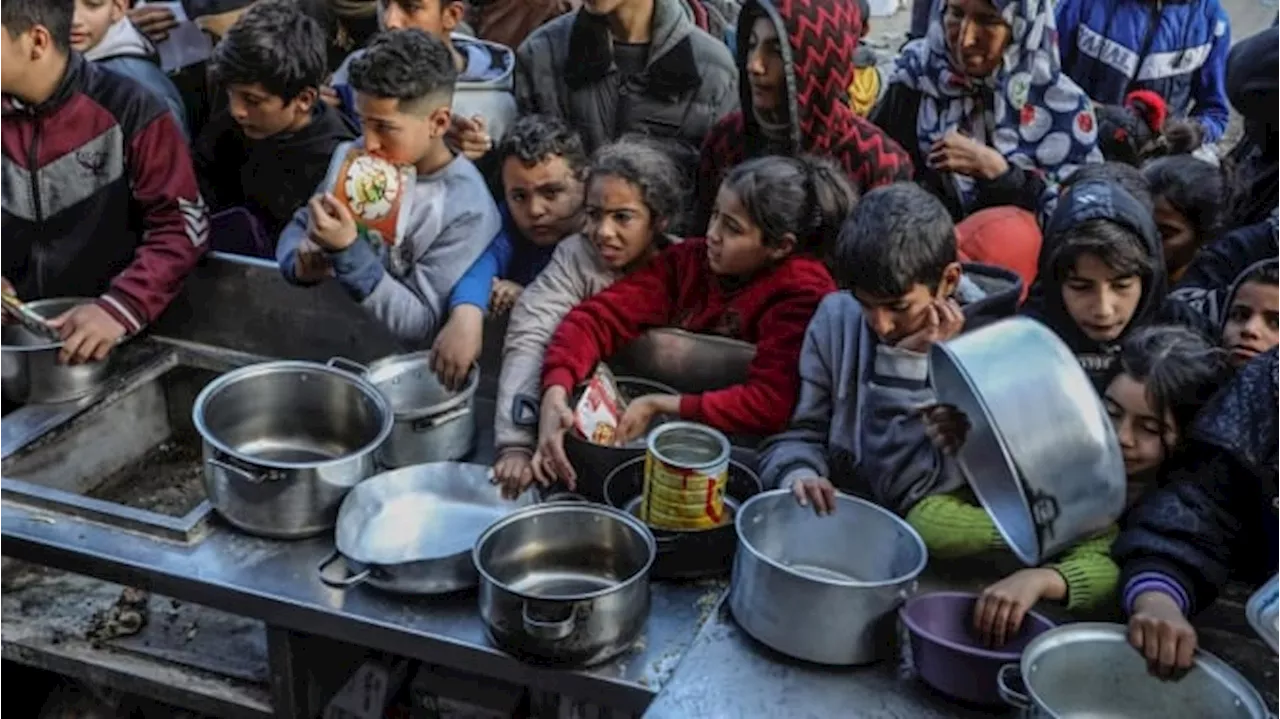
[1055,0,1231,142]
[447,205,556,313]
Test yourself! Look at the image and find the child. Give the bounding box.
[757,183,1023,515]
[275,29,500,346]
[847,0,884,118]
[431,114,589,389]
[329,0,516,159]
[1113,348,1277,677]
[918,326,1231,646]
[70,0,187,137]
[493,137,685,496]
[531,155,852,488]
[1143,154,1232,285]
[1221,260,1279,368]
[1,0,208,365]
[197,0,356,242]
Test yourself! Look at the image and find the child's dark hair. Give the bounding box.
[348,29,456,112]
[1239,261,1280,287]
[210,0,328,102]
[497,115,589,180]
[830,182,953,296]
[1142,155,1234,241]
[1062,162,1155,214]
[586,136,686,226]
[720,155,857,254]
[2,0,71,52]
[1048,219,1154,284]
[1115,324,1232,443]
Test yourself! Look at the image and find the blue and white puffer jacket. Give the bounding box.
[1055,0,1231,143]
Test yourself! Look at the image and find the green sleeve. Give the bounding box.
[906,493,1005,558]
[1049,527,1120,613]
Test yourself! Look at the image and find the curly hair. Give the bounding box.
[348,29,456,113]
[586,136,687,227]
[497,114,588,178]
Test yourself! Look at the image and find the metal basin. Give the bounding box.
[930,317,1126,565]
[1,297,112,404]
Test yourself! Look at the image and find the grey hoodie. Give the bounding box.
[84,19,188,139]
[758,265,1022,515]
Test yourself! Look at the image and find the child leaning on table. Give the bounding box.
[914,325,1232,646]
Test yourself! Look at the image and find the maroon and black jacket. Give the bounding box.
[2,53,208,334]
[694,0,913,230]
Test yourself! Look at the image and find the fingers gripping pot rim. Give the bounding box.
[642,422,730,531]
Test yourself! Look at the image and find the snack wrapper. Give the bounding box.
[328,146,416,250]
[573,364,628,445]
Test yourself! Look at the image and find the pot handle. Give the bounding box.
[410,406,471,432]
[522,601,576,641]
[996,663,1031,709]
[207,456,280,484]
[317,549,371,589]
[326,357,369,376]
[511,394,540,428]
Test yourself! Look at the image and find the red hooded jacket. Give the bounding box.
[694,0,913,229]
[542,239,836,436]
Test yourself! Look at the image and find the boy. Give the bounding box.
[70,0,187,137]
[276,29,500,346]
[431,114,588,389]
[1,0,207,365]
[1220,260,1279,368]
[757,183,1022,515]
[328,0,516,160]
[197,0,355,242]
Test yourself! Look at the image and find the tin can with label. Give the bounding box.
[1246,575,1278,653]
[641,422,730,530]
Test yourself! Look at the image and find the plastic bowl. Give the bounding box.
[899,591,1055,705]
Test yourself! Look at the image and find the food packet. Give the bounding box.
[573,364,629,445]
[328,146,416,249]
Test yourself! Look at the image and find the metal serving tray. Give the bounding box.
[1245,574,1278,654]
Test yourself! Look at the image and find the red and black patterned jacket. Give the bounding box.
[2,54,208,334]
[694,0,913,231]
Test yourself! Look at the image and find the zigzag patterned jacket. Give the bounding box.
[2,54,208,334]
[694,0,913,230]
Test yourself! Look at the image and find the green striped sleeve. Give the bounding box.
[1050,526,1121,613]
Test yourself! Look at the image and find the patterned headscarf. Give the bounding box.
[890,0,1101,208]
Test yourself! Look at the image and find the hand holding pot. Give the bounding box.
[1129,590,1198,678]
[974,568,1065,647]
[47,303,125,365]
[789,476,837,516]
[493,447,535,499]
[531,386,576,488]
[615,393,679,446]
[432,305,483,391]
[920,403,971,454]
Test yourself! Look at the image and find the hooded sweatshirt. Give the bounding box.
[757,264,1023,514]
[84,19,189,140]
[694,0,912,229]
[1223,26,1278,229]
[331,33,518,145]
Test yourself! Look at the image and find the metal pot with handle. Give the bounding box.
[997,623,1269,718]
[328,353,477,468]
[2,297,114,404]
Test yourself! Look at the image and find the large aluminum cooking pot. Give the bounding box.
[474,503,655,666]
[930,317,1126,565]
[193,361,393,538]
[1,298,112,404]
[729,490,927,665]
[997,623,1269,718]
[328,353,476,468]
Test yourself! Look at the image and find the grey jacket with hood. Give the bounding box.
[84,19,188,139]
[758,265,1023,516]
[514,0,738,158]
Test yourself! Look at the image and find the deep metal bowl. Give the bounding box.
[1,297,111,404]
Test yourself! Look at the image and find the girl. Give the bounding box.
[531,155,854,488]
[913,325,1232,646]
[1142,155,1233,284]
[492,138,685,497]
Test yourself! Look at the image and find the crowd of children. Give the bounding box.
[1,0,1276,681]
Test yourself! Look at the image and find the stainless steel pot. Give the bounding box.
[193,361,393,538]
[328,353,477,468]
[319,462,536,594]
[1,298,112,404]
[729,489,927,665]
[474,503,655,666]
[930,317,1126,565]
[997,623,1269,718]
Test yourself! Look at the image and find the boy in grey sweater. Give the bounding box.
[277,29,500,346]
[758,184,1023,516]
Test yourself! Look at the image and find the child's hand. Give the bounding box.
[919,403,971,454]
[614,393,679,446]
[927,131,1009,180]
[47,303,126,365]
[1129,590,1198,678]
[489,279,523,316]
[492,447,535,499]
[319,86,342,108]
[974,568,1065,647]
[448,114,492,160]
[790,476,837,516]
[431,305,483,391]
[294,239,335,283]
[895,298,964,353]
[531,386,576,488]
[128,5,179,42]
[306,193,358,251]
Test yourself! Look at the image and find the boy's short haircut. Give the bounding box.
[348,29,457,115]
[210,0,327,102]
[1062,162,1155,214]
[1047,218,1154,284]
[2,0,72,52]
[830,182,956,296]
[498,114,588,178]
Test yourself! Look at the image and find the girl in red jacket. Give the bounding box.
[531,155,854,487]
